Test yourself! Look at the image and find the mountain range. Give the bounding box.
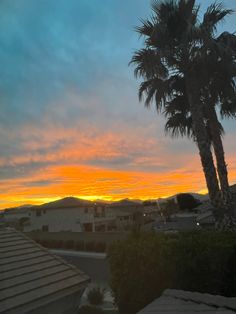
[3,192,208,212]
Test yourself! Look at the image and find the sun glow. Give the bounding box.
[1,126,236,211]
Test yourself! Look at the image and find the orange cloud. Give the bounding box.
[1,121,236,210]
[1,161,236,210]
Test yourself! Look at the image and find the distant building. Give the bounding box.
[23,198,116,232]
[107,199,149,230]
[137,289,236,313]
[2,197,117,232]
[3,206,31,224]
[153,212,198,232]
[0,227,89,314]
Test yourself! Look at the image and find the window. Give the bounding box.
[42,225,48,232]
[36,210,41,217]
[83,223,93,232]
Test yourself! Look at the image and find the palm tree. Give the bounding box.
[164,25,236,222]
[130,0,235,229]
[164,86,235,222]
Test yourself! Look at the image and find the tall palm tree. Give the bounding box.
[130,0,235,229]
[164,24,236,221]
[164,84,235,219]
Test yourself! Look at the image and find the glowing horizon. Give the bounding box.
[1,161,236,210]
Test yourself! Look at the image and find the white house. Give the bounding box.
[23,197,116,232]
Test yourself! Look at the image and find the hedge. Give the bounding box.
[108,231,236,314]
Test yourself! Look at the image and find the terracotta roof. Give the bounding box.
[0,228,90,314]
[137,289,236,313]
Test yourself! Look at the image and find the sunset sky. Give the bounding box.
[0,0,236,209]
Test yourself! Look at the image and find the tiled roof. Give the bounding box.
[137,289,236,313]
[0,228,90,314]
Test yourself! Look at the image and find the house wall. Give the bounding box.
[25,231,128,246]
[23,207,116,232]
[24,208,84,232]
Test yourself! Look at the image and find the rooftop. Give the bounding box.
[0,228,90,314]
[137,289,236,313]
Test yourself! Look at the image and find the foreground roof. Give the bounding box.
[137,289,236,313]
[0,228,90,314]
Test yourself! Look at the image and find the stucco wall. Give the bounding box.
[23,207,116,232]
[25,231,128,246]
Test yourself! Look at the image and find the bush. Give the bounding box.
[87,286,105,305]
[169,232,236,294]
[108,231,236,314]
[78,305,104,314]
[176,193,200,210]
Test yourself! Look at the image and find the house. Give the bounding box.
[0,227,90,314]
[108,199,144,230]
[23,197,116,232]
[3,206,31,224]
[153,212,198,232]
[137,289,236,313]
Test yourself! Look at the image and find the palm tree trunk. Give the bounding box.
[206,106,232,209]
[186,80,226,228]
[205,105,234,223]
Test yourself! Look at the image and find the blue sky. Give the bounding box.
[0,0,235,208]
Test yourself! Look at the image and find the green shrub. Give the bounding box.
[108,231,236,314]
[169,232,236,294]
[87,286,105,305]
[78,305,104,314]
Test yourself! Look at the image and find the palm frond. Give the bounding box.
[165,95,189,113]
[138,76,175,110]
[217,32,236,54]
[130,48,168,79]
[165,112,193,138]
[135,18,155,37]
[151,0,176,21]
[202,2,233,35]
